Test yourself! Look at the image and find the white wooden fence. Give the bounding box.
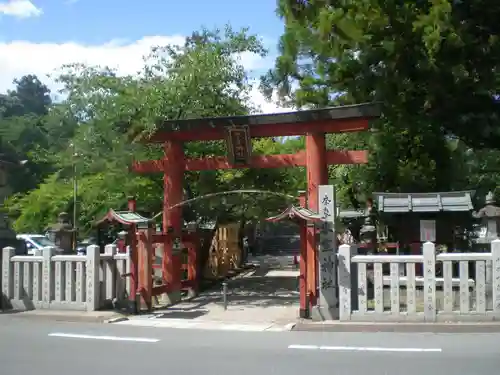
[1,244,130,312]
[338,239,500,322]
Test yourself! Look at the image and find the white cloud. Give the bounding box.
[0,36,291,114]
[0,0,42,18]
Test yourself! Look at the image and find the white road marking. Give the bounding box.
[289,344,318,350]
[288,344,442,353]
[48,333,159,343]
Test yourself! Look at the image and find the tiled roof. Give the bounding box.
[373,191,475,213]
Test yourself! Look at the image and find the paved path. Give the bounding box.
[129,253,300,331]
[1,315,499,375]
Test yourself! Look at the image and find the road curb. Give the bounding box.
[292,322,500,333]
[2,311,126,324]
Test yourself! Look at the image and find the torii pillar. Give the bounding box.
[162,141,184,301]
[306,133,328,307]
[298,192,308,318]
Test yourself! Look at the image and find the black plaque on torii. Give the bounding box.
[225,125,252,166]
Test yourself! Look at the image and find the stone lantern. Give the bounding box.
[359,197,378,255]
[472,191,500,298]
[473,191,500,241]
[46,212,75,254]
[116,230,128,253]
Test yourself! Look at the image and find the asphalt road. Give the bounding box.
[1,315,499,375]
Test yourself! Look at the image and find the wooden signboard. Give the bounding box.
[226,126,252,166]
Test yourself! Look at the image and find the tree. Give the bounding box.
[262,0,500,194]
[0,75,72,194]
[266,0,500,148]
[6,26,305,234]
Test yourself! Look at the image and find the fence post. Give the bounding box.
[350,244,359,312]
[104,244,117,305]
[338,244,353,321]
[491,239,500,313]
[41,247,55,308]
[2,247,15,309]
[41,247,54,305]
[423,242,436,322]
[86,245,100,311]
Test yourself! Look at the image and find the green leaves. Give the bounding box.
[264,0,500,198]
[4,25,308,234]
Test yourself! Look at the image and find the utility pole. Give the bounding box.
[70,143,78,248]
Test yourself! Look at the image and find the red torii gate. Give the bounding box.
[132,103,379,310]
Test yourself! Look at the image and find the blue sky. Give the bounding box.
[2,0,284,44]
[0,0,289,112]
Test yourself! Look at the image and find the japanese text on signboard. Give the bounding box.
[227,126,252,166]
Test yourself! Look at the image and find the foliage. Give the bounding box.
[4,11,500,238]
[4,26,308,235]
[262,0,500,197]
[0,75,76,194]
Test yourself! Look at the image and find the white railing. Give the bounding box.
[338,240,500,322]
[1,244,130,312]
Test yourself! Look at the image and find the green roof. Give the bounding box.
[95,209,151,226]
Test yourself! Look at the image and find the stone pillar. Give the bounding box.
[338,243,357,321]
[42,247,55,308]
[492,239,500,314]
[86,245,100,311]
[104,244,117,305]
[2,246,15,309]
[486,255,493,298]
[423,242,436,322]
[313,185,338,321]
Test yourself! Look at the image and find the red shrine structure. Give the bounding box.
[131,103,379,313]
